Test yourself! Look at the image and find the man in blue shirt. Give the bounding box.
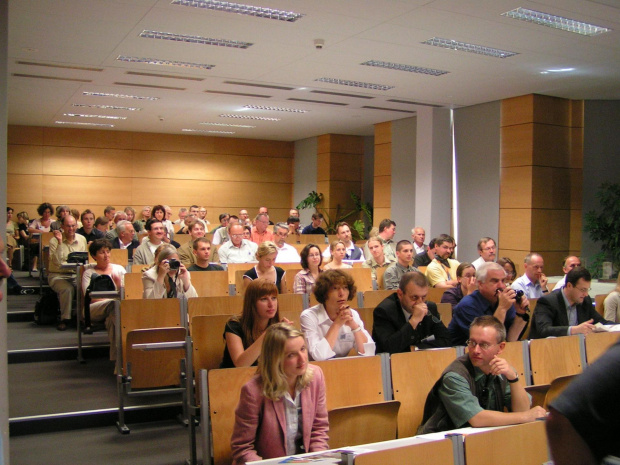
[511,253,549,298]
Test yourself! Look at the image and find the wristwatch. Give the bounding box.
[507,373,519,384]
[515,312,530,322]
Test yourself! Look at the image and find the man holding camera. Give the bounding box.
[448,262,529,346]
[48,215,87,331]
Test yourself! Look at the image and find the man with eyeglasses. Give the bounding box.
[471,237,496,269]
[217,224,258,264]
[530,267,611,338]
[418,315,546,434]
[373,271,451,354]
[511,252,549,298]
[273,223,301,263]
[552,255,582,291]
[449,262,529,346]
[250,213,274,245]
[426,234,460,288]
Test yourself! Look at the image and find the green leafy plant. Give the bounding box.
[584,182,620,277]
[296,191,372,240]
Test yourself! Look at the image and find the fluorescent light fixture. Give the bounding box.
[63,113,127,120]
[182,129,235,134]
[502,7,611,36]
[140,30,252,49]
[243,105,308,113]
[421,37,518,58]
[116,55,215,70]
[171,0,304,22]
[361,60,449,76]
[83,92,159,101]
[540,68,575,74]
[72,103,142,111]
[315,77,394,91]
[55,121,115,128]
[219,114,280,121]
[200,122,256,128]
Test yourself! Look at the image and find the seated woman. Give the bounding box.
[231,323,329,465]
[243,241,287,293]
[82,239,126,361]
[151,204,175,243]
[28,202,54,272]
[301,269,372,361]
[497,257,517,285]
[440,262,477,307]
[293,244,323,294]
[322,240,352,271]
[221,279,291,368]
[142,244,197,299]
[604,274,620,323]
[124,206,142,234]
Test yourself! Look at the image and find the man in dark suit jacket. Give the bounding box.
[110,220,139,260]
[530,267,611,339]
[373,271,451,353]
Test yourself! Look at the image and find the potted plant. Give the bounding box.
[584,182,620,279]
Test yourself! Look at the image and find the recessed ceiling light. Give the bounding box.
[219,114,280,121]
[63,113,127,120]
[116,55,215,70]
[171,0,304,22]
[72,103,142,111]
[502,7,611,36]
[140,30,253,49]
[183,129,236,134]
[200,122,255,128]
[421,37,518,58]
[361,60,449,76]
[83,92,159,101]
[243,105,308,113]
[315,77,394,91]
[55,121,115,128]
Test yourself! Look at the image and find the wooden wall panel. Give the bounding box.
[501,124,534,167]
[569,169,583,208]
[373,176,391,208]
[8,125,43,145]
[531,167,571,210]
[531,209,570,251]
[501,95,534,127]
[374,122,391,145]
[7,145,43,174]
[42,146,133,177]
[500,166,533,209]
[43,127,133,149]
[374,122,392,228]
[498,209,532,252]
[570,127,584,168]
[532,124,570,168]
[132,133,214,153]
[533,95,571,126]
[43,176,130,205]
[328,153,362,182]
[7,175,44,204]
[316,153,331,182]
[318,134,364,154]
[212,137,293,158]
[373,143,391,176]
[569,209,582,252]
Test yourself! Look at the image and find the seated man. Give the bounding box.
[94,216,110,234]
[217,223,258,264]
[110,220,138,260]
[273,223,301,263]
[511,253,549,298]
[132,218,165,265]
[286,216,301,243]
[209,213,230,234]
[426,234,460,288]
[302,212,326,236]
[77,209,104,244]
[364,219,397,261]
[383,240,417,290]
[250,213,274,244]
[105,211,128,240]
[173,207,187,226]
[103,206,116,230]
[471,237,496,269]
[448,262,529,346]
[552,255,582,291]
[418,315,546,434]
[187,237,224,271]
[414,238,436,267]
[412,226,427,255]
[530,267,611,338]
[258,206,274,225]
[238,209,251,227]
[362,236,395,281]
[212,216,238,245]
[373,271,451,354]
[197,206,211,229]
[177,219,205,267]
[322,222,364,261]
[48,215,87,331]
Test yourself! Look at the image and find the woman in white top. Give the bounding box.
[142,244,197,299]
[81,238,126,361]
[323,240,352,271]
[604,274,620,323]
[300,269,372,361]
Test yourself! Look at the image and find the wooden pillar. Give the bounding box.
[316,134,363,225]
[373,122,392,226]
[499,94,583,275]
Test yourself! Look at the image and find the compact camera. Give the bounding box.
[168,259,180,270]
[514,289,525,304]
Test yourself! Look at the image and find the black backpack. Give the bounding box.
[34,292,60,325]
[83,273,116,334]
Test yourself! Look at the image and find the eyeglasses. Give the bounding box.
[230,234,244,238]
[482,246,496,252]
[465,340,497,351]
[576,287,591,294]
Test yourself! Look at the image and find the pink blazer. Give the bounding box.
[231,364,329,465]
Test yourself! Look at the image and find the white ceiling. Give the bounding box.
[7,0,620,141]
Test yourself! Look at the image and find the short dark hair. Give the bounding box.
[566,267,591,286]
[456,262,474,278]
[378,219,396,233]
[145,218,162,231]
[435,234,455,247]
[94,216,109,227]
[151,205,165,218]
[192,237,211,250]
[311,213,324,221]
[37,202,54,216]
[104,206,115,215]
[313,269,356,305]
[81,209,94,222]
[219,213,230,221]
[287,216,300,224]
[477,237,495,251]
[428,238,437,250]
[300,244,322,270]
[89,238,113,258]
[396,239,412,252]
[470,315,506,343]
[335,222,350,234]
[398,271,428,293]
